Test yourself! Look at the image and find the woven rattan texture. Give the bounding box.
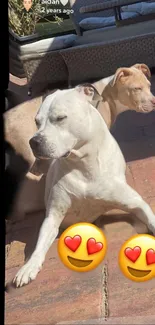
[61,33,155,85]
[22,51,68,88]
[80,0,155,13]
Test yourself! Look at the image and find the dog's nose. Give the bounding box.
[29,136,43,150]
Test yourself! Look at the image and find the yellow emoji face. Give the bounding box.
[58,222,107,272]
[119,234,155,282]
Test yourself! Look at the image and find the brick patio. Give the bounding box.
[5,74,155,324]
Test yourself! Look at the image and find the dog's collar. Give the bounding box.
[95,100,101,110]
[77,82,103,110]
[41,85,103,109]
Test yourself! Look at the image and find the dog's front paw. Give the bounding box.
[13,258,42,287]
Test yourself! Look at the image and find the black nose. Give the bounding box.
[29,136,42,150]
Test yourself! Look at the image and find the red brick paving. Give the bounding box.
[6,240,107,325]
[106,221,155,320]
[57,315,155,324]
[5,74,155,324]
[128,157,155,200]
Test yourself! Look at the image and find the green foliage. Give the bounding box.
[8,0,42,36]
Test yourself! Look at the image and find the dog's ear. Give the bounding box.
[30,158,51,176]
[76,84,102,101]
[133,63,151,79]
[110,68,133,87]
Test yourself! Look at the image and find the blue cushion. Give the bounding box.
[79,12,139,30]
[122,2,155,15]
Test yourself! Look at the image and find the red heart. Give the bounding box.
[64,235,82,252]
[146,249,155,265]
[124,246,141,262]
[87,238,103,255]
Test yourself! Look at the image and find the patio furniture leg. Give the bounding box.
[114,7,119,21]
[117,6,122,20]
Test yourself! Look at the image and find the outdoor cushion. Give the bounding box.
[122,2,155,15]
[73,18,155,47]
[79,12,139,30]
[20,34,77,56]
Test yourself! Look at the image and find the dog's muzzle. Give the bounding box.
[29,136,50,159]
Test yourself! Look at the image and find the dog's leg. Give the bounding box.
[110,180,155,235]
[13,192,71,287]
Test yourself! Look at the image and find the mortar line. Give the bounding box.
[101,262,109,321]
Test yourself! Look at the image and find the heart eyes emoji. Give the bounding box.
[64,235,103,254]
[124,246,155,265]
[146,249,155,265]
[58,223,107,272]
[119,234,155,282]
[87,238,103,255]
[64,235,82,252]
[124,246,141,262]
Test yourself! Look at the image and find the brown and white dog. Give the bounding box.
[4,63,155,222]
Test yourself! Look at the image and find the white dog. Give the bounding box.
[13,85,155,287]
[5,64,155,223]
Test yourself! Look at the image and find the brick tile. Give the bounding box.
[57,315,155,324]
[128,157,155,200]
[6,241,26,271]
[5,240,105,324]
[118,138,155,163]
[105,221,155,319]
[105,316,155,324]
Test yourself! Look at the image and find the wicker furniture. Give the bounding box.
[19,1,155,95]
[22,51,68,96]
[79,0,155,27]
[60,20,155,86]
[69,0,119,35]
[15,33,77,96]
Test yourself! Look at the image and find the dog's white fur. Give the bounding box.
[13,86,155,287]
[5,64,155,222]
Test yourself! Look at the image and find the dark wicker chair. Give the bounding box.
[20,0,155,93]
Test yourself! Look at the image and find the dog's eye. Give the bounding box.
[56,116,67,122]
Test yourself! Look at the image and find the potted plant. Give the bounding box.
[9,0,43,77]
[9,0,77,95]
[9,0,76,79]
[9,0,43,41]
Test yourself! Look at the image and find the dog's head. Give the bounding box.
[111,63,155,113]
[29,86,100,160]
